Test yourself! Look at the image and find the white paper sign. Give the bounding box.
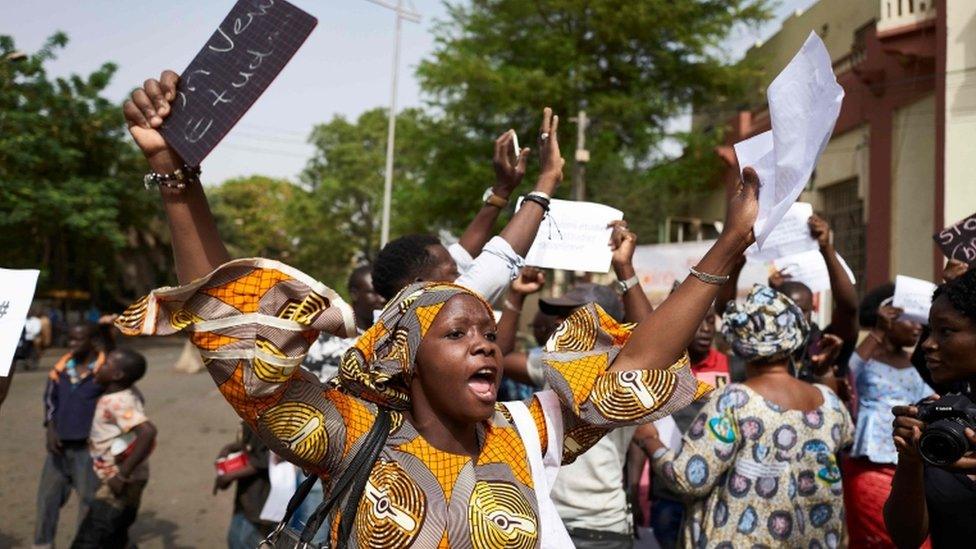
[734,32,845,250]
[772,249,856,293]
[632,240,716,290]
[519,198,623,272]
[0,268,41,377]
[893,275,937,324]
[747,202,818,260]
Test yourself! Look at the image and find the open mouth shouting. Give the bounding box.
[467,364,499,403]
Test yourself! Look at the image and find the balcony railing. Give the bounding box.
[878,0,936,35]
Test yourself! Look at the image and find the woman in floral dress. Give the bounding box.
[643,286,853,548]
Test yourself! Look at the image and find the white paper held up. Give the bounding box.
[772,249,855,293]
[734,31,845,250]
[518,198,623,273]
[0,268,41,377]
[893,275,937,324]
[747,202,818,261]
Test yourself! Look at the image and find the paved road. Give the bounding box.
[0,337,242,548]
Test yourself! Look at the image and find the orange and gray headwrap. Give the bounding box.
[331,281,493,410]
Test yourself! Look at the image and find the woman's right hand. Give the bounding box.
[535,107,564,193]
[892,404,925,463]
[877,305,904,334]
[721,167,760,252]
[122,70,185,172]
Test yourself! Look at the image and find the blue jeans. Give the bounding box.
[227,512,265,549]
[650,497,684,549]
[34,442,99,545]
[291,472,328,544]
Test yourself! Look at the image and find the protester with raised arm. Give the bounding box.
[842,287,932,548]
[117,69,760,546]
[717,213,855,388]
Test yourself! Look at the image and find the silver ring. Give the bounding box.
[540,132,549,141]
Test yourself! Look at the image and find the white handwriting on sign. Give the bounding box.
[208,0,276,53]
[183,0,278,144]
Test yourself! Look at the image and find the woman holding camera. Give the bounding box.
[884,268,976,548]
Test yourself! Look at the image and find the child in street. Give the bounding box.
[71,348,157,549]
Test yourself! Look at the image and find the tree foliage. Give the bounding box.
[0,33,170,305]
[416,0,771,238]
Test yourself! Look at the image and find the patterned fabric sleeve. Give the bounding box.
[651,386,741,498]
[538,304,712,464]
[116,258,361,474]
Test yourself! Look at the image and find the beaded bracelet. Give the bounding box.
[143,164,202,191]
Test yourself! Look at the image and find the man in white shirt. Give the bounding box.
[370,126,554,306]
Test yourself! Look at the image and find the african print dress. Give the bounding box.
[652,383,853,549]
[117,258,709,548]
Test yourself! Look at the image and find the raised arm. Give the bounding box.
[609,168,759,372]
[715,255,745,314]
[457,131,530,257]
[123,71,230,284]
[496,108,564,256]
[609,220,652,323]
[496,268,545,355]
[810,214,858,342]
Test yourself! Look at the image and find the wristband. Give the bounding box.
[527,190,551,201]
[482,187,509,208]
[503,299,522,313]
[523,194,551,212]
[616,275,640,294]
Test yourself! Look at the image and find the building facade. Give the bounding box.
[681,0,976,288]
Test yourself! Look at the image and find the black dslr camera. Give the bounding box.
[916,394,976,466]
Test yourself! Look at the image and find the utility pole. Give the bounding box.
[570,110,590,201]
[363,0,420,247]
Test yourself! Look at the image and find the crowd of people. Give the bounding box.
[17,67,976,549]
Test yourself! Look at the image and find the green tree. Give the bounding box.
[210,175,308,260]
[297,107,478,287]
[0,33,171,305]
[417,0,770,238]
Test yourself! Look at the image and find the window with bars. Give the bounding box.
[820,179,866,296]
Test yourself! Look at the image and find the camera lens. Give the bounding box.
[919,420,969,466]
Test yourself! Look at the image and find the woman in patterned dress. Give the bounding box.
[843,286,932,548]
[643,286,854,548]
[117,71,762,548]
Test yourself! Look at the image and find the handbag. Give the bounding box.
[258,407,391,549]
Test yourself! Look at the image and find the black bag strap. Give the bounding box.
[335,409,390,546]
[298,407,392,547]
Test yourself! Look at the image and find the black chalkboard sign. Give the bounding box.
[160,0,317,166]
[934,212,976,265]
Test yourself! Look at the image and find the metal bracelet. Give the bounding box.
[143,164,202,191]
[689,266,730,286]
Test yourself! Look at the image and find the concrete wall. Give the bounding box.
[746,0,879,89]
[943,0,976,227]
[891,94,936,281]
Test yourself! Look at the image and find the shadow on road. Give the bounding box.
[130,510,196,549]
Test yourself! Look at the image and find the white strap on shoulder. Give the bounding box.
[502,392,573,548]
